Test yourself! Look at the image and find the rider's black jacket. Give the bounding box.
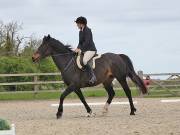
[77,26,97,53]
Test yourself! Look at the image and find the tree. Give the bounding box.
[0,21,24,56]
[21,36,41,56]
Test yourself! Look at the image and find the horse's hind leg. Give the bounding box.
[74,89,92,115]
[102,80,115,114]
[118,78,136,115]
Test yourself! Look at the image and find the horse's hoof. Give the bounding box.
[87,111,96,117]
[102,103,109,115]
[56,112,63,119]
[130,112,135,115]
[102,110,108,115]
[102,108,108,115]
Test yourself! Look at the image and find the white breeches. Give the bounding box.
[83,51,96,65]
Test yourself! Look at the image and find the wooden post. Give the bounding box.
[137,70,144,96]
[137,70,143,79]
[34,75,39,94]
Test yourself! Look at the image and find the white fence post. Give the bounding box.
[137,70,144,96]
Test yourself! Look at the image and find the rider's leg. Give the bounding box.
[83,51,96,65]
[83,51,97,84]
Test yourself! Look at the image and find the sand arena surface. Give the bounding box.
[0,98,180,135]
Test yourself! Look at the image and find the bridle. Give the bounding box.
[36,42,77,74]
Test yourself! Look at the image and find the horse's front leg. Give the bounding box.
[56,85,76,119]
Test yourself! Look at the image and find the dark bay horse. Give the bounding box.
[32,35,147,119]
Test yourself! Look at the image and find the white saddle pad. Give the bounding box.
[76,54,102,69]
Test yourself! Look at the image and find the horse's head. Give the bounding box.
[32,34,73,62]
[32,34,53,62]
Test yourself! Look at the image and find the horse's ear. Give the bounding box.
[47,34,51,39]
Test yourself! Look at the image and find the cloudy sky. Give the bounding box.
[0,0,180,73]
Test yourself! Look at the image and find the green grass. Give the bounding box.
[0,88,137,100]
[0,88,179,100]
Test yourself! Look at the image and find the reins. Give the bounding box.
[51,52,75,57]
[51,51,77,74]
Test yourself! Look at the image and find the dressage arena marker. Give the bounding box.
[51,101,137,107]
[160,99,180,103]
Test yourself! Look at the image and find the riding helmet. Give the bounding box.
[75,16,87,25]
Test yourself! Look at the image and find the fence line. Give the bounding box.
[0,73,63,92]
[137,71,180,96]
[143,73,180,76]
[0,71,180,95]
[0,73,61,77]
[0,81,63,86]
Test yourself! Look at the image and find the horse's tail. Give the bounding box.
[119,54,147,94]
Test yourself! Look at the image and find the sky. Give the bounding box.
[0,0,180,74]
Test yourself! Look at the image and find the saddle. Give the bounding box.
[76,52,102,70]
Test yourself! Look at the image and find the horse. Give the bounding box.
[32,35,147,119]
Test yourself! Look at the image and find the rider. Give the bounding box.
[74,16,97,84]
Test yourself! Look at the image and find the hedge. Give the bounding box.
[0,56,62,91]
[0,119,10,130]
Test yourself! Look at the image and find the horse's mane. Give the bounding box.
[64,45,73,52]
[50,38,73,53]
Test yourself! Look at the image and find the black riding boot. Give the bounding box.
[84,64,97,84]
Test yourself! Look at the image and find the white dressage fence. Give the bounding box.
[0,124,15,135]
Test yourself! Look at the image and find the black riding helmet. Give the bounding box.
[75,16,87,25]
